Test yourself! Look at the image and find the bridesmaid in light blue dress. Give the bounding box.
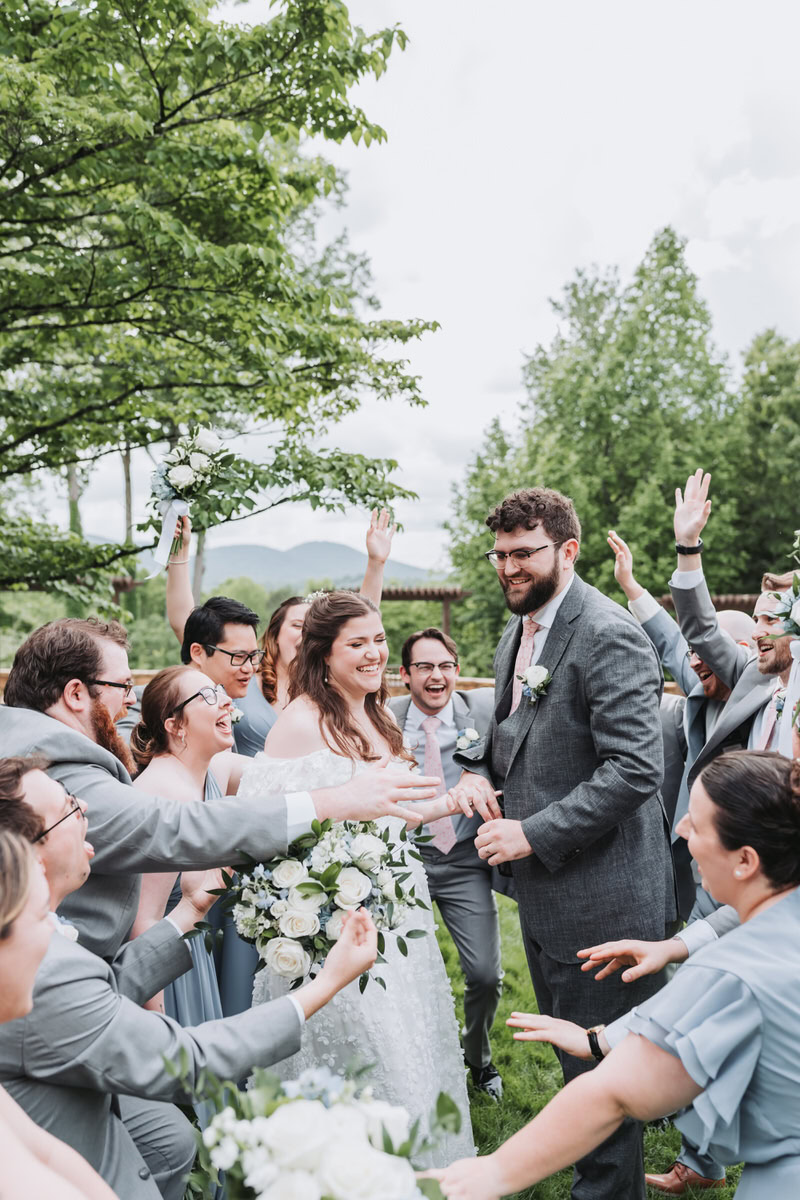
[428,749,800,1200]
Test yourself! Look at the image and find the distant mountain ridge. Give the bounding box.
[201,540,433,589]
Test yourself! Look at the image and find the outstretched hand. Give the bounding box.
[674,469,711,546]
[179,866,227,917]
[419,1156,507,1200]
[170,514,192,561]
[577,936,688,982]
[506,1011,593,1060]
[365,507,396,564]
[315,755,443,828]
[606,531,642,601]
[321,908,378,990]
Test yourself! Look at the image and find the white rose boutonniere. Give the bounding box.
[230,706,244,724]
[455,726,481,751]
[517,664,552,705]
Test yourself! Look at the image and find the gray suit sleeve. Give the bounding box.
[669,577,750,688]
[521,620,665,871]
[108,920,193,1005]
[50,761,289,875]
[21,945,302,1100]
[641,607,696,694]
[702,904,740,939]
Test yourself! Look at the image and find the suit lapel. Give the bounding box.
[505,575,585,773]
[452,692,469,729]
[393,696,412,730]
[701,667,771,758]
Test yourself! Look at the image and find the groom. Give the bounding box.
[454,487,676,1200]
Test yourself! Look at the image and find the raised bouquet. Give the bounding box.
[226,819,428,990]
[191,1066,458,1200]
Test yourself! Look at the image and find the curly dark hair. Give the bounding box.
[486,487,581,552]
[4,619,130,712]
[0,756,49,843]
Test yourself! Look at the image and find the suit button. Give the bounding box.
[139,1167,151,1180]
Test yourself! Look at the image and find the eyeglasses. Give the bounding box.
[168,684,228,718]
[409,661,459,675]
[204,645,265,668]
[33,795,83,843]
[87,678,136,698]
[483,542,563,568]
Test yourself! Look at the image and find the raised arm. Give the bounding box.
[359,508,396,607]
[165,515,195,643]
[0,1086,117,1200]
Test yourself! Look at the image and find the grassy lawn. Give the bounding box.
[436,895,741,1200]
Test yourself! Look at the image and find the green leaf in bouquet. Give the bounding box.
[408,849,425,862]
[374,974,387,990]
[358,972,369,993]
[396,935,408,957]
[295,880,327,896]
[386,900,394,925]
[399,825,408,842]
[320,863,342,887]
[417,1180,446,1199]
[311,819,323,837]
[434,1091,462,1134]
[382,1126,395,1154]
[405,929,427,938]
[397,1115,420,1158]
[375,951,386,964]
[377,931,385,955]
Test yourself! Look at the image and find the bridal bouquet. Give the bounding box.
[191,1066,457,1200]
[227,819,428,989]
[147,427,236,570]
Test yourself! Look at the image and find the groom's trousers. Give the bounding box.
[519,910,670,1200]
[421,839,503,1069]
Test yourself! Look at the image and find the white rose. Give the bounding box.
[264,937,311,980]
[259,1170,322,1200]
[241,1149,280,1195]
[318,1140,412,1200]
[278,908,320,938]
[455,736,470,750]
[348,832,387,872]
[325,907,348,940]
[287,883,327,912]
[261,1100,331,1170]
[188,451,211,472]
[270,898,289,917]
[357,1098,411,1151]
[790,597,800,627]
[325,1104,369,1142]
[376,868,398,900]
[465,727,479,739]
[194,427,222,453]
[209,1135,240,1172]
[271,859,308,889]
[166,464,196,489]
[333,866,372,910]
[523,664,549,688]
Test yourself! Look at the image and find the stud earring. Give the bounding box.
[324,670,328,685]
[734,868,742,878]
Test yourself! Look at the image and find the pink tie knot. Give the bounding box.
[422,715,441,735]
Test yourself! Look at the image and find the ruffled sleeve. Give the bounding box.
[626,964,762,1161]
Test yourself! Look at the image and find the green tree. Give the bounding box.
[0,0,433,601]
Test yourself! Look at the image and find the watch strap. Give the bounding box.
[675,537,704,555]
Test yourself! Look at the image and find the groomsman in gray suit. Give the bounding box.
[0,757,378,1200]
[453,487,676,1200]
[0,618,440,960]
[389,627,504,1098]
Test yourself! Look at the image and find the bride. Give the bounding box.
[237,590,476,1163]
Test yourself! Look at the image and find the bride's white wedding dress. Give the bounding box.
[237,748,475,1165]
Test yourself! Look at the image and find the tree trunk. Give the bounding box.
[192,528,206,601]
[122,443,133,542]
[66,464,82,536]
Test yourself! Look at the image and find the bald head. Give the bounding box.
[717,609,755,649]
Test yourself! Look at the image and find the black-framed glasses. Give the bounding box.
[33,795,83,843]
[483,542,563,568]
[409,661,459,675]
[204,645,265,667]
[168,684,228,718]
[87,678,136,697]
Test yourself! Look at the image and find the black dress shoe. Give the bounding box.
[468,1061,503,1100]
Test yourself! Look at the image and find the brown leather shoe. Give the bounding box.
[645,1161,726,1194]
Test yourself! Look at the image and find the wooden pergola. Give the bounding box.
[380,585,471,635]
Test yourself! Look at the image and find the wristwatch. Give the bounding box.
[675,538,703,555]
[586,1024,606,1062]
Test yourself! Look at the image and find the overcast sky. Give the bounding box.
[73,0,800,571]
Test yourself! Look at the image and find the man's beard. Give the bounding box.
[90,698,136,776]
[501,557,561,615]
[757,638,794,678]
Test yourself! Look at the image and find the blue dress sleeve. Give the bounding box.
[626,965,762,1160]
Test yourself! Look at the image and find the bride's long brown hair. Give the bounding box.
[289,591,413,764]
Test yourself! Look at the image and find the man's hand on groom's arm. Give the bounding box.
[475,818,533,865]
[451,771,503,822]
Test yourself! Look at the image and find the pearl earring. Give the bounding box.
[734,869,742,878]
[324,670,328,684]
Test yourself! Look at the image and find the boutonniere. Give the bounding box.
[230,706,244,725]
[517,664,552,705]
[455,727,481,751]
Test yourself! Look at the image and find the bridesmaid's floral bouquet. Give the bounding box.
[189,1066,458,1200]
[226,819,428,990]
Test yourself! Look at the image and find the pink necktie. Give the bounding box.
[422,716,457,854]
[758,688,785,750]
[510,617,542,714]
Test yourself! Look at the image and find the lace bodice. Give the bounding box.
[238,748,475,1166]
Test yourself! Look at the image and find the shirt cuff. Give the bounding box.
[604,1011,633,1050]
[286,791,316,842]
[669,566,704,590]
[163,915,184,936]
[628,590,661,624]
[675,918,718,956]
[288,995,306,1028]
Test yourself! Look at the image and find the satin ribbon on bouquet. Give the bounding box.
[149,497,189,577]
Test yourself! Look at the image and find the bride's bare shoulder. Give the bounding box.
[264,696,326,758]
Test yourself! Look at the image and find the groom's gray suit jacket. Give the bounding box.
[455,574,677,962]
[0,926,301,1199]
[0,706,291,959]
